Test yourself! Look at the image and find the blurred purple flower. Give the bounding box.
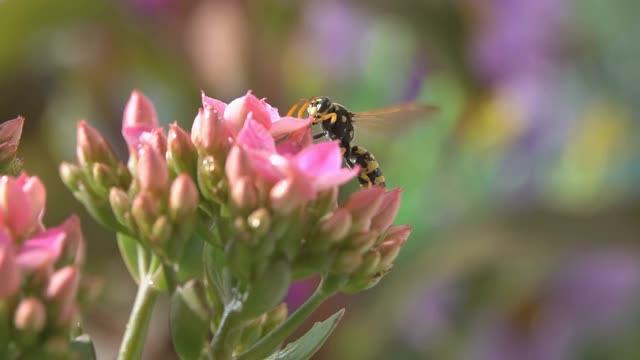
[468,251,640,360]
[285,277,319,312]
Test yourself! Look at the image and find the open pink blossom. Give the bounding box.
[0,174,46,239]
[122,90,160,149]
[15,226,66,272]
[234,118,358,198]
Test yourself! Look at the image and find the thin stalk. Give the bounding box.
[117,276,159,360]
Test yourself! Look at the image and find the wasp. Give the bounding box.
[287,97,436,188]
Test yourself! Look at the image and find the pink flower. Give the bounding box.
[224,91,272,135]
[0,174,46,239]
[122,90,160,150]
[15,226,66,272]
[233,118,358,200]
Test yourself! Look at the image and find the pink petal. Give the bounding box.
[276,141,303,157]
[312,167,360,191]
[0,176,32,238]
[123,90,159,130]
[245,151,283,183]
[0,228,20,298]
[16,227,66,271]
[122,125,155,150]
[224,91,271,135]
[293,141,344,177]
[237,118,276,153]
[270,117,311,138]
[201,91,227,114]
[261,99,281,121]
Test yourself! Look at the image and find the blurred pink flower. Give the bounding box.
[0,116,24,163]
[0,174,46,239]
[0,228,20,298]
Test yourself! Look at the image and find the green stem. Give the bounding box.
[237,277,340,360]
[162,261,178,293]
[210,302,243,360]
[117,276,159,360]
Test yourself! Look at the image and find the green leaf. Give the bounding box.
[204,242,228,302]
[266,309,345,360]
[70,334,97,360]
[117,233,141,284]
[170,281,211,360]
[177,234,204,283]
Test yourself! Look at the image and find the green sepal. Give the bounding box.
[266,309,345,360]
[170,281,211,360]
[70,334,97,360]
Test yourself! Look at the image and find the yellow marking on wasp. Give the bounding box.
[365,160,379,173]
[320,113,338,124]
[374,176,386,185]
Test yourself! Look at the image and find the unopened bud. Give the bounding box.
[225,145,253,185]
[342,186,385,231]
[91,162,118,194]
[370,188,402,232]
[168,123,197,176]
[319,209,352,243]
[231,177,258,211]
[59,162,83,191]
[192,106,228,155]
[376,227,410,270]
[124,90,159,127]
[247,208,271,237]
[60,215,85,265]
[332,250,363,275]
[347,230,379,253]
[353,250,381,279]
[380,224,411,246]
[76,120,118,168]
[137,144,169,193]
[131,191,160,237]
[14,297,46,333]
[169,174,199,222]
[45,266,79,316]
[150,216,173,257]
[109,187,131,225]
[269,178,307,214]
[145,127,167,155]
[0,116,23,164]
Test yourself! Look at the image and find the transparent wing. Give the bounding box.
[352,103,438,135]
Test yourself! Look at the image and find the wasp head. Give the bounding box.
[307,97,332,119]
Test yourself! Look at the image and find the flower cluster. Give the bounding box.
[0,173,93,357]
[61,90,410,358]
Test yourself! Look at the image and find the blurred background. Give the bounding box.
[1,0,640,358]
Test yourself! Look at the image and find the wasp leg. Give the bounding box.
[349,145,386,188]
[319,112,338,124]
[313,133,325,140]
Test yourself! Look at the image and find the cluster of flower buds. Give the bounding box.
[0,117,24,175]
[61,89,410,356]
[0,173,95,357]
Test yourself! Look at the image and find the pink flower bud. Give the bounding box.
[342,186,386,230]
[269,178,308,214]
[59,215,85,265]
[14,297,46,333]
[124,90,158,127]
[137,144,169,193]
[168,122,197,174]
[370,188,402,233]
[76,120,117,168]
[201,91,227,114]
[230,177,258,210]
[45,266,79,317]
[132,191,160,235]
[169,174,199,222]
[0,116,24,163]
[377,225,411,269]
[319,209,352,242]
[192,106,230,155]
[0,174,45,239]
[142,127,167,155]
[225,145,254,185]
[0,229,19,298]
[223,91,271,135]
[59,162,83,191]
[333,250,363,274]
